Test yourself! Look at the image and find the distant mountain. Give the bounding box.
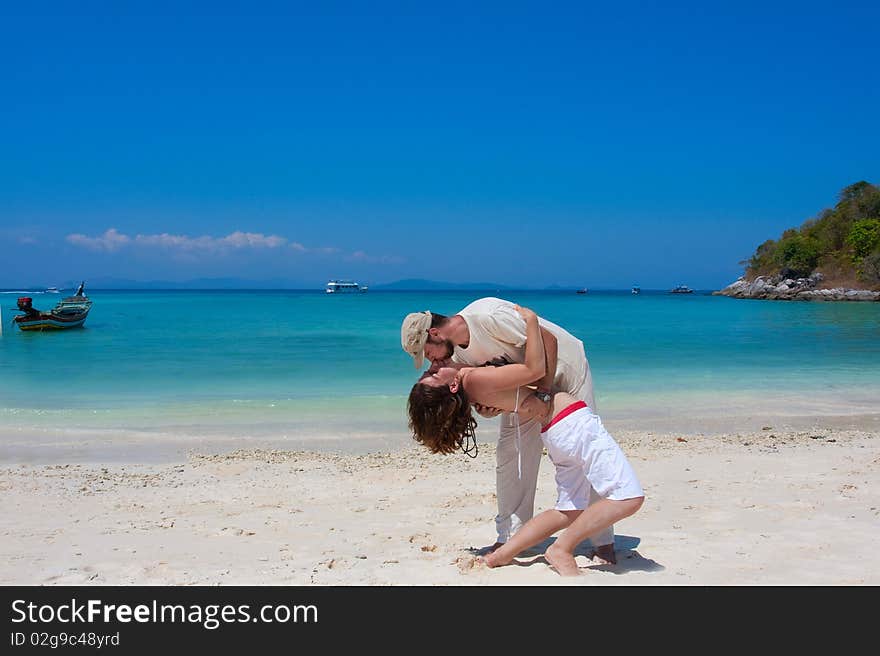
[373,278,515,291]
[3,276,617,292]
[4,277,519,291]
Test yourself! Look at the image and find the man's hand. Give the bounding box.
[513,304,537,322]
[473,403,503,418]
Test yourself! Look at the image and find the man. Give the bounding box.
[401,297,615,563]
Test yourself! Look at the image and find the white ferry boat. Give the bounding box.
[325,280,368,294]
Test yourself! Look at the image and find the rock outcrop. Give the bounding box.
[714,273,880,301]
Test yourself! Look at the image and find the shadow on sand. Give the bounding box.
[468,534,665,575]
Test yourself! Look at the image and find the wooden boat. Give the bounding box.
[13,282,93,331]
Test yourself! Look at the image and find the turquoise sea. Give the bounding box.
[1,289,879,460]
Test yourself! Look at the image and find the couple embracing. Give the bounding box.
[401,297,644,576]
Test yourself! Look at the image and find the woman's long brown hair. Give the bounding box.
[407,380,477,455]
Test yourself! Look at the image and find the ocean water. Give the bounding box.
[1,289,879,457]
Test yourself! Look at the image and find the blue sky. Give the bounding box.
[2,1,878,289]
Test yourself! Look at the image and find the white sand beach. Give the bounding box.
[2,414,877,586]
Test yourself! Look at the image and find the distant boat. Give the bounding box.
[631,286,641,295]
[13,281,92,331]
[45,286,60,294]
[576,288,588,294]
[326,280,368,294]
[669,284,694,294]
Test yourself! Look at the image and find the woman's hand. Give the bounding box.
[514,304,537,323]
[473,403,503,418]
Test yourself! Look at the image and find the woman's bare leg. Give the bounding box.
[546,496,645,576]
[484,509,576,568]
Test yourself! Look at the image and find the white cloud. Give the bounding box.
[134,233,210,249]
[134,231,287,251]
[218,231,287,249]
[64,228,404,264]
[66,228,131,252]
[67,228,289,254]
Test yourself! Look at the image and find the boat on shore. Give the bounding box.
[670,284,694,294]
[13,282,93,331]
[326,280,368,294]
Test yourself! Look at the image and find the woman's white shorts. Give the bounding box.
[541,403,644,510]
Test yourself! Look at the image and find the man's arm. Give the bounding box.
[466,306,546,395]
[536,326,558,392]
[483,303,555,388]
[474,328,555,411]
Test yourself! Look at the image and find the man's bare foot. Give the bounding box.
[594,543,617,565]
[545,543,580,576]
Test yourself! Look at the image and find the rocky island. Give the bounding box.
[715,272,879,301]
[715,181,880,302]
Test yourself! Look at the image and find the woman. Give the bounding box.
[408,304,644,576]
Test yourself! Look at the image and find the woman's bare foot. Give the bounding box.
[483,546,515,568]
[545,543,580,576]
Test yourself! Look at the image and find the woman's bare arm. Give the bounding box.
[464,305,545,396]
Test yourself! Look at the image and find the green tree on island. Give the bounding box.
[745,181,880,288]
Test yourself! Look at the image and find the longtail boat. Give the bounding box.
[13,282,93,331]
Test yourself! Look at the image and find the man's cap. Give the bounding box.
[401,311,432,369]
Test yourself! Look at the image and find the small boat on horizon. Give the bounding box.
[45,286,60,294]
[326,280,368,294]
[576,288,588,294]
[13,282,93,331]
[632,286,641,295]
[669,284,694,294]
